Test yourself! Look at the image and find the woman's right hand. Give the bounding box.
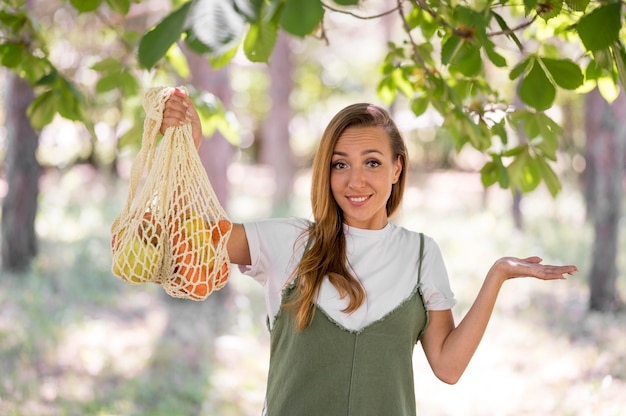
[160,87,203,150]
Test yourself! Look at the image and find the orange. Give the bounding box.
[211,219,232,246]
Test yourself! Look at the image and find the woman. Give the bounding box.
[160,87,577,415]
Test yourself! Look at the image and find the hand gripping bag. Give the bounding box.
[110,87,232,300]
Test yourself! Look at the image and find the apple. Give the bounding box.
[180,212,211,248]
[112,235,161,283]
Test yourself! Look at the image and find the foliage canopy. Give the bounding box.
[1,0,625,195]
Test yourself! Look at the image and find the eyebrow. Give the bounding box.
[332,149,384,157]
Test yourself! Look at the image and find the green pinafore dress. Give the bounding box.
[263,233,428,416]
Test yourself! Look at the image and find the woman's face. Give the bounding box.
[330,126,402,230]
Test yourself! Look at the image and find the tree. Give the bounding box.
[133,0,625,310]
[136,0,625,195]
[259,31,296,214]
[584,88,625,311]
[1,71,39,271]
[1,0,625,307]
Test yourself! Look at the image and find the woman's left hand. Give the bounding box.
[491,256,578,282]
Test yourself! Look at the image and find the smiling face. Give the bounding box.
[330,126,402,229]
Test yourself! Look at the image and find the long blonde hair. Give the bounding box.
[288,103,408,331]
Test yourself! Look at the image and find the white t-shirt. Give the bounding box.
[239,217,456,331]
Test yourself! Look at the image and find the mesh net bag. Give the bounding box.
[110,87,232,300]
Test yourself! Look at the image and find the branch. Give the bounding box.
[397,0,429,71]
[488,15,538,37]
[410,0,455,32]
[321,1,400,20]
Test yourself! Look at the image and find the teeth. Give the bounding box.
[349,196,368,202]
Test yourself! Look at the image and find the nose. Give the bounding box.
[348,166,366,189]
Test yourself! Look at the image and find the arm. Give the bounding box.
[160,87,252,266]
[420,256,578,385]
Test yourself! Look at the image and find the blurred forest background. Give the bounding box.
[1,0,625,415]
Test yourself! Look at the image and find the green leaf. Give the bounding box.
[535,113,562,159]
[480,161,498,187]
[481,156,509,188]
[540,57,584,90]
[502,146,525,157]
[333,0,359,4]
[0,43,24,68]
[105,0,130,15]
[576,3,621,51]
[392,67,414,98]
[410,95,429,117]
[491,11,522,51]
[509,58,531,80]
[535,157,562,197]
[491,120,508,144]
[484,40,507,68]
[441,35,461,66]
[442,35,482,77]
[36,71,59,86]
[536,0,562,21]
[95,73,121,93]
[57,86,83,121]
[138,2,191,69]
[90,57,123,72]
[70,0,102,13]
[592,48,613,72]
[119,71,140,96]
[243,20,278,62]
[508,150,541,193]
[208,41,241,69]
[27,90,56,130]
[376,75,397,106]
[585,60,603,81]
[279,0,323,37]
[611,42,626,93]
[518,60,555,110]
[565,0,590,12]
[523,0,538,14]
[187,0,245,55]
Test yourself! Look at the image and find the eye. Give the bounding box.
[332,161,347,170]
[366,159,381,168]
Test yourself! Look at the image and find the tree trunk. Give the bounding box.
[182,46,235,210]
[584,88,625,312]
[1,72,40,272]
[259,31,296,215]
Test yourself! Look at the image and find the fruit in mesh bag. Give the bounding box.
[169,213,232,298]
[138,211,163,246]
[112,211,164,283]
[112,231,161,283]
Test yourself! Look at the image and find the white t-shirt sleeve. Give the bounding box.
[421,236,456,311]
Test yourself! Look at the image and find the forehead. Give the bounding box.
[333,126,391,154]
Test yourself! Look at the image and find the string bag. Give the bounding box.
[110,86,232,300]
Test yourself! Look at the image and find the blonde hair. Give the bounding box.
[288,103,408,330]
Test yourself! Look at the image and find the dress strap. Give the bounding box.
[418,232,424,284]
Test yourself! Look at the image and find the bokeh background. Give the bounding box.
[1,1,625,415]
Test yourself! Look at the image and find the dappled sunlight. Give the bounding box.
[42,292,168,403]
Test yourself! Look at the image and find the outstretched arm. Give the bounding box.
[159,87,252,266]
[420,256,577,385]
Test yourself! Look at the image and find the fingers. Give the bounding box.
[160,89,193,134]
[495,256,578,281]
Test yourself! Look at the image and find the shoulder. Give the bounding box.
[387,223,438,253]
[242,217,311,255]
[243,217,311,236]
